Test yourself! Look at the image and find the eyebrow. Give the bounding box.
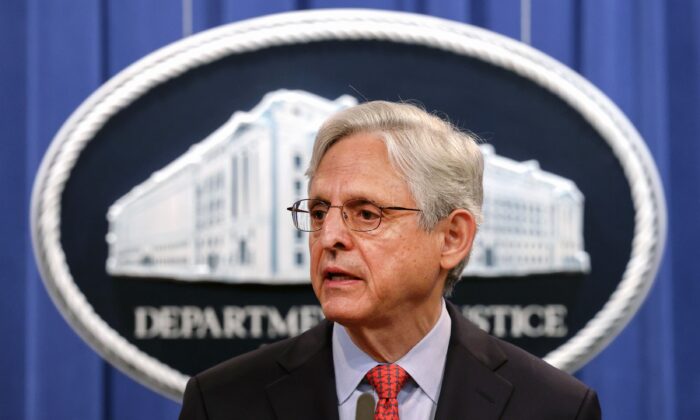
[306,196,379,205]
[306,193,329,202]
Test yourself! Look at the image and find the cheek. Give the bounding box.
[308,233,323,258]
[380,234,442,287]
[308,239,322,280]
[365,233,434,289]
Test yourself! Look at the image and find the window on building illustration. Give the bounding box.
[294,180,302,196]
[294,154,302,170]
[240,239,248,265]
[295,229,303,242]
[243,153,249,215]
[232,157,238,218]
[295,251,304,266]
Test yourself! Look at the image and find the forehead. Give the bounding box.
[309,133,412,203]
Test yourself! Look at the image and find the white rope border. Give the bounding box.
[31,9,667,400]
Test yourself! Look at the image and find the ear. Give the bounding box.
[439,209,477,271]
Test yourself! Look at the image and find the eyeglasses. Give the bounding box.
[287,199,421,232]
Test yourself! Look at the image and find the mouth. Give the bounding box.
[322,267,362,282]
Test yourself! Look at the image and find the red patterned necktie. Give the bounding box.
[365,364,410,420]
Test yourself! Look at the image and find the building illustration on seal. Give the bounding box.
[105,89,590,284]
[469,145,590,276]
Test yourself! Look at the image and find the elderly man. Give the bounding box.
[179,101,601,420]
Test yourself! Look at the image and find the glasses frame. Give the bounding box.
[287,198,421,232]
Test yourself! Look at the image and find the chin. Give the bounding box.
[319,299,368,326]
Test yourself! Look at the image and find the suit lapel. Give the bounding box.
[265,321,340,420]
[434,302,513,420]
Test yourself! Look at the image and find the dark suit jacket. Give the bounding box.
[179,302,601,419]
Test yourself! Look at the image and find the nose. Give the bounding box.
[316,206,353,250]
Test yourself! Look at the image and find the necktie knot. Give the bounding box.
[365,364,410,400]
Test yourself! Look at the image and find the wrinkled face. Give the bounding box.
[308,132,446,328]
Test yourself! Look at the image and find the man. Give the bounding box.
[179,101,601,419]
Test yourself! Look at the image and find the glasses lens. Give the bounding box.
[294,200,328,232]
[343,199,382,231]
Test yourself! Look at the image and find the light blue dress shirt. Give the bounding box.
[332,300,452,420]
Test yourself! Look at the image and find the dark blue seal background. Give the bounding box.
[59,40,633,375]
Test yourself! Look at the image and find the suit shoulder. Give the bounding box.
[448,302,592,399]
[446,302,600,419]
[180,330,319,420]
[180,321,334,419]
[495,337,588,393]
[491,337,600,418]
[195,334,295,391]
[192,319,332,394]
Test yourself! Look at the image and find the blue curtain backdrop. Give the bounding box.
[1,0,698,419]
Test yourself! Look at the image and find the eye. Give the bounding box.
[348,200,381,221]
[308,203,328,221]
[310,209,327,221]
[359,208,380,221]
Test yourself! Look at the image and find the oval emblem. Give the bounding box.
[31,10,666,399]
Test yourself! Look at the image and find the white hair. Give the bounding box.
[306,101,484,295]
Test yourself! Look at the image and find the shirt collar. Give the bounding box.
[332,300,452,404]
